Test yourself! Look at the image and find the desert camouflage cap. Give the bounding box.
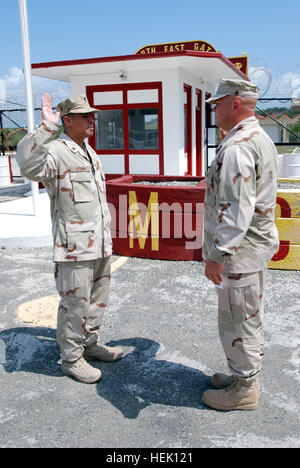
[56,95,100,118]
[206,79,259,104]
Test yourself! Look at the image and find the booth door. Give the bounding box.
[184,84,192,175]
[195,89,203,176]
[87,83,164,175]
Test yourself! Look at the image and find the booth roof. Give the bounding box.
[31,50,249,84]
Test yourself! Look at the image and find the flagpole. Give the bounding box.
[18,0,39,215]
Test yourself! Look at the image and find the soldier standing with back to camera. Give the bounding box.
[201,79,279,410]
[17,93,123,384]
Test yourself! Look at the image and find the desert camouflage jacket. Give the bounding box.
[203,116,279,273]
[16,120,112,262]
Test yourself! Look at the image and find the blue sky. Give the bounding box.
[1,0,300,107]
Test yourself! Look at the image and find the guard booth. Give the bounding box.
[31,43,300,270]
[31,40,249,177]
[31,40,249,261]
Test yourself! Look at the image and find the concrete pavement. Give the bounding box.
[0,191,299,448]
[0,184,52,248]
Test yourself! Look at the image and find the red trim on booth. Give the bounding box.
[7,155,13,183]
[86,82,164,175]
[105,175,205,260]
[123,89,129,174]
[184,84,192,176]
[195,89,203,176]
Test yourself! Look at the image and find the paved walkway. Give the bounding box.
[0,186,299,448]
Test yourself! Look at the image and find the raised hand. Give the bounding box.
[42,93,60,126]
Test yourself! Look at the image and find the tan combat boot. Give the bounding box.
[202,378,260,411]
[211,373,238,389]
[83,343,124,362]
[61,357,102,384]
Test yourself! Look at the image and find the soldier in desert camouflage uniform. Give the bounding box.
[17,93,123,384]
[202,79,279,410]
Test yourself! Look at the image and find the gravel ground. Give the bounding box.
[0,181,31,203]
[278,182,300,189]
[132,181,200,186]
[0,247,299,448]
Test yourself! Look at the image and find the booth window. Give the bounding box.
[86,82,164,175]
[128,109,159,150]
[94,110,124,150]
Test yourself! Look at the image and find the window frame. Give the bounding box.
[128,107,159,151]
[184,84,192,176]
[195,88,203,176]
[86,82,164,175]
[94,108,125,151]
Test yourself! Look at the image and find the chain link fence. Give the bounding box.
[205,97,300,169]
[0,106,44,154]
[256,98,300,154]
[2,98,300,169]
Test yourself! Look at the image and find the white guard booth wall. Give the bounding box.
[31,44,249,177]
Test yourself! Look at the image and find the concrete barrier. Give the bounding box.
[282,151,300,178]
[269,178,300,270]
[106,175,300,270]
[106,175,205,260]
[0,155,13,186]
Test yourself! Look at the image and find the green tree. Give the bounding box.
[289,120,300,144]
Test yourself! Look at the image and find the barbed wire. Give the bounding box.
[248,55,300,99]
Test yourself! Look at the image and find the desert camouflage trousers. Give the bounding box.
[54,257,111,362]
[216,269,267,380]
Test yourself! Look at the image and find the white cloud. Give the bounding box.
[276,73,300,98]
[248,66,272,97]
[4,67,24,87]
[0,66,70,108]
[249,64,300,98]
[0,78,5,101]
